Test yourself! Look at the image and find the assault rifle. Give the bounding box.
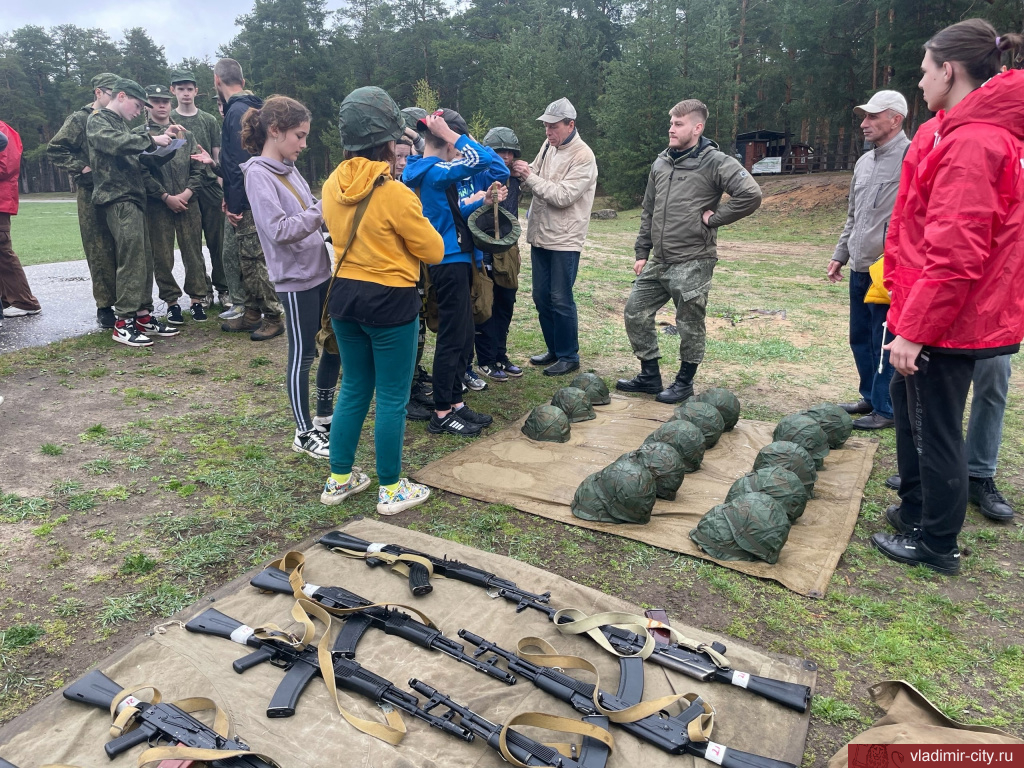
[249,565,515,684]
[459,630,796,768]
[411,680,612,768]
[321,531,810,713]
[62,670,276,767]
[183,608,473,741]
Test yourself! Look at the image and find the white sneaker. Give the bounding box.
[313,415,332,434]
[3,306,41,317]
[321,472,370,505]
[376,478,430,515]
[219,305,244,320]
[292,429,330,459]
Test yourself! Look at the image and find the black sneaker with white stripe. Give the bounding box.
[428,410,482,436]
[190,303,208,322]
[453,405,493,426]
[112,317,153,348]
[165,304,185,325]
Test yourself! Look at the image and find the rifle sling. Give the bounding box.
[328,545,445,582]
[498,711,615,768]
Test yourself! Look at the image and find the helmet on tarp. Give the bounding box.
[551,387,595,423]
[801,403,854,449]
[570,372,611,406]
[773,413,830,470]
[753,441,817,498]
[671,401,725,448]
[694,388,741,431]
[572,457,657,524]
[623,441,685,501]
[643,420,705,473]
[522,404,571,443]
[689,492,792,564]
[726,466,808,523]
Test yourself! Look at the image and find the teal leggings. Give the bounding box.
[329,317,418,485]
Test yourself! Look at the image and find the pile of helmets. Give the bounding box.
[521,373,612,444]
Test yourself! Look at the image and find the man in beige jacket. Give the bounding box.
[512,97,598,376]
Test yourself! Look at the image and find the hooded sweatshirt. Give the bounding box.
[221,91,263,215]
[322,157,444,326]
[241,155,330,293]
[884,68,1024,354]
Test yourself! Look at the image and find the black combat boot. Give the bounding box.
[616,358,662,394]
[656,361,699,404]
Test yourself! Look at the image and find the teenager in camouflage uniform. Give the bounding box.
[47,72,119,328]
[86,77,180,347]
[137,84,209,325]
[170,69,234,308]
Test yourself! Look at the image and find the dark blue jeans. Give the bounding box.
[849,269,893,418]
[530,246,580,363]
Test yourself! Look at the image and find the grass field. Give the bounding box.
[11,200,84,266]
[1,175,1023,765]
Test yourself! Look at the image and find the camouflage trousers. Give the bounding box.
[193,184,225,295]
[102,201,155,318]
[78,186,117,309]
[623,258,716,364]
[221,216,248,307]
[236,209,282,320]
[148,199,209,305]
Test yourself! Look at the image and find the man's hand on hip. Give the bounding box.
[827,260,844,283]
[634,259,647,276]
[702,210,714,226]
[884,335,923,376]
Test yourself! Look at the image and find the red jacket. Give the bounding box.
[0,120,22,216]
[883,69,1024,352]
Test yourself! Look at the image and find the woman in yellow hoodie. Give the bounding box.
[319,87,445,514]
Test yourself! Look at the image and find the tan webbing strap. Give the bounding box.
[266,551,439,629]
[552,609,731,669]
[272,172,308,211]
[328,546,443,583]
[136,745,279,768]
[516,637,691,723]
[680,693,715,743]
[497,711,615,768]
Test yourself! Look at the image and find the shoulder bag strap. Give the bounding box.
[272,171,308,210]
[320,176,384,325]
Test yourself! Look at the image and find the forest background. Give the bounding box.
[2,0,1023,204]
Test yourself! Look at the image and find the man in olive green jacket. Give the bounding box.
[617,99,761,403]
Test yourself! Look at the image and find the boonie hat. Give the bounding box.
[338,86,404,151]
[91,73,119,91]
[854,90,908,117]
[112,78,153,108]
[537,97,577,123]
[169,69,197,86]
[145,85,173,101]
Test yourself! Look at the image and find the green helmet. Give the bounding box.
[671,401,725,448]
[643,420,705,473]
[726,467,808,524]
[401,106,427,131]
[339,87,404,151]
[753,441,817,498]
[572,457,657,524]
[694,388,741,431]
[624,441,685,501]
[570,372,611,406]
[483,126,521,157]
[773,413,830,470]
[468,206,521,253]
[801,404,854,449]
[522,404,571,443]
[551,387,595,423]
[689,492,791,564]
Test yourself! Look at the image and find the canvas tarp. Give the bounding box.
[0,519,814,768]
[413,396,877,598]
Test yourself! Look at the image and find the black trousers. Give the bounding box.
[891,350,976,550]
[429,262,474,411]
[475,270,517,367]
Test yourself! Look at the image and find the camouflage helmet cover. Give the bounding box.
[570,372,611,406]
[339,86,404,151]
[643,419,705,473]
[483,126,521,156]
[671,401,726,448]
[801,403,854,449]
[551,387,596,423]
[773,413,830,469]
[572,457,657,525]
[625,441,685,501]
[726,466,809,523]
[689,492,792,564]
[522,404,571,443]
[694,388,741,431]
[753,441,818,498]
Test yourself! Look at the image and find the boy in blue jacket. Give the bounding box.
[402,110,507,437]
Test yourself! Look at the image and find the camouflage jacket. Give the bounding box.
[86,108,155,208]
[47,105,96,189]
[171,108,222,188]
[135,120,204,200]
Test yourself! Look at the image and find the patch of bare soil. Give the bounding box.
[757,172,853,213]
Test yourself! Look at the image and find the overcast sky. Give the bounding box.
[4,0,337,63]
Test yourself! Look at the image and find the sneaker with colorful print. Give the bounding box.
[320,471,371,506]
[377,478,431,515]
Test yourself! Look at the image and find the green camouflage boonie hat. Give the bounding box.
[145,85,173,101]
[694,388,741,431]
[483,126,521,157]
[401,107,427,131]
[572,457,657,525]
[551,387,595,423]
[726,467,809,524]
[570,372,611,406]
[112,78,153,108]
[644,420,705,474]
[522,405,571,443]
[468,206,521,254]
[753,441,817,498]
[339,87,404,151]
[801,404,854,449]
[689,492,792,564]
[773,413,830,470]
[169,69,197,86]
[91,73,120,91]
[671,401,725,448]
[624,441,685,501]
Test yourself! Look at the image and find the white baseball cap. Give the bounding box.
[854,90,908,117]
[537,97,577,123]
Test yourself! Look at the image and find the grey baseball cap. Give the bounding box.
[854,90,908,117]
[537,97,577,123]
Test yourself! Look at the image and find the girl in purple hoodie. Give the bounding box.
[240,96,340,460]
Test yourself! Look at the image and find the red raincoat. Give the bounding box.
[0,120,22,216]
